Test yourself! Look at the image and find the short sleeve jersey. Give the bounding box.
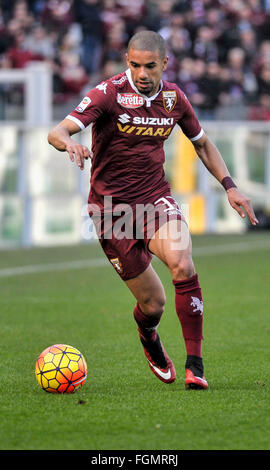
[67,69,203,208]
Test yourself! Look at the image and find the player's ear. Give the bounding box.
[125,52,129,66]
[162,56,169,71]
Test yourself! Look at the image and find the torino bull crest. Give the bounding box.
[162,91,177,113]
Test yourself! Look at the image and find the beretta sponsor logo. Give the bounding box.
[117,93,145,108]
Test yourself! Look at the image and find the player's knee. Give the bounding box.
[140,294,166,317]
[169,255,195,281]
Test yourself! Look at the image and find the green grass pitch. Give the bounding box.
[0,232,269,450]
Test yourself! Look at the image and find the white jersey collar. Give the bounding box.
[125,68,163,105]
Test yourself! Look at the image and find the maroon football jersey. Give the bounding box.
[67,69,204,208]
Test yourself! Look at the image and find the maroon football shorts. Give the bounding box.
[89,195,182,281]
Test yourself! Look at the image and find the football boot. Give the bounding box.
[138,329,176,384]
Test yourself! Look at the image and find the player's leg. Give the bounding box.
[96,224,176,384]
[148,219,208,389]
[125,264,176,383]
[125,262,166,318]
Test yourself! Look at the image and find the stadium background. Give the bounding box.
[0,0,270,247]
[1,0,270,453]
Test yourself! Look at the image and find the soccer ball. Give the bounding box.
[35,344,87,393]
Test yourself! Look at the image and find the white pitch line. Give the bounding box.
[0,258,109,278]
[193,238,270,256]
[0,238,270,278]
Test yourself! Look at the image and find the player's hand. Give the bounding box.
[226,188,259,226]
[65,142,93,170]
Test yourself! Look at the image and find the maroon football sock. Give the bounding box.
[133,302,161,341]
[173,273,204,358]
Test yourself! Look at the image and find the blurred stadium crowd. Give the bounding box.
[1,0,270,120]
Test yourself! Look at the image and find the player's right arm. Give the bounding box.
[48,118,92,171]
[48,80,114,170]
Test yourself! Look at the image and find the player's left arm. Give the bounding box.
[193,133,259,226]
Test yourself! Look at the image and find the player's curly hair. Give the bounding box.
[127,30,167,59]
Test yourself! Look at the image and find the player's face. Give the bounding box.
[126,48,168,97]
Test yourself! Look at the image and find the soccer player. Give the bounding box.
[48,31,258,389]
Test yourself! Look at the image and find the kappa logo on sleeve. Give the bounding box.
[162,91,177,113]
[117,93,145,108]
[96,82,108,94]
[75,96,91,113]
